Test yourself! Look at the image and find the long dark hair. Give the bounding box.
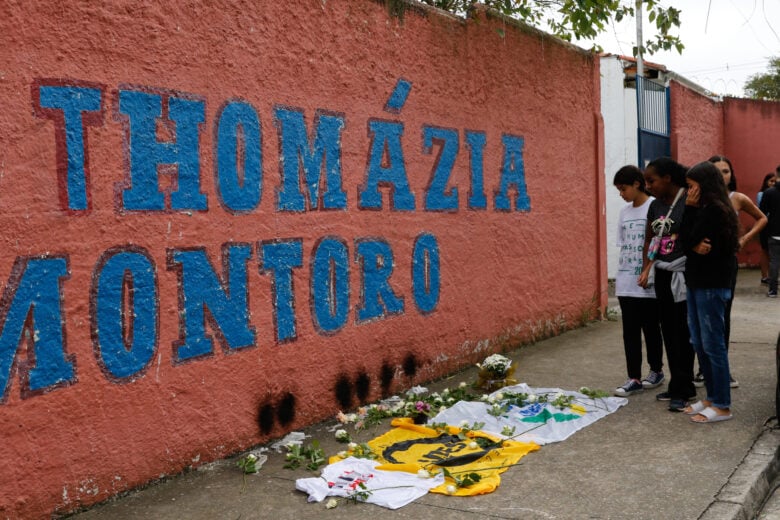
[687,161,739,252]
[613,165,649,194]
[761,173,776,192]
[646,157,687,187]
[708,155,736,191]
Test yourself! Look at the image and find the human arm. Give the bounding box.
[680,205,705,253]
[734,192,767,250]
[638,218,654,288]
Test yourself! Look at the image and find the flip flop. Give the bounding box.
[691,406,732,424]
[684,401,707,416]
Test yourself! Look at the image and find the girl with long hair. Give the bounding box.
[680,161,740,423]
[692,156,767,388]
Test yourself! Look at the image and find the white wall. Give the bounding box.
[600,56,639,280]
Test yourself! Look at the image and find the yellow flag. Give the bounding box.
[366,418,539,496]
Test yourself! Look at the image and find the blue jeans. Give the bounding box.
[687,287,732,409]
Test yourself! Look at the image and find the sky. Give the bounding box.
[586,0,780,97]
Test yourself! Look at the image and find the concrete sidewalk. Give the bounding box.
[67,269,780,520]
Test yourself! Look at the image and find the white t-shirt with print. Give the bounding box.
[615,198,656,298]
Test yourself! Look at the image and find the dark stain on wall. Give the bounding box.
[277,392,296,426]
[355,372,370,403]
[334,374,353,409]
[258,403,275,434]
[402,353,418,378]
[380,362,394,396]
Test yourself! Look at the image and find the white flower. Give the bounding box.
[417,469,431,478]
[480,394,490,402]
[459,420,469,427]
[459,382,468,388]
[438,406,447,412]
[527,394,537,403]
[487,395,497,404]
[481,354,512,374]
[347,413,358,422]
[495,393,505,400]
[579,387,590,394]
[555,392,565,400]
[442,388,450,395]
[447,397,455,404]
[337,451,347,458]
[335,429,350,441]
[348,442,358,450]
[446,485,457,495]
[468,441,478,449]
[246,453,257,462]
[325,498,338,509]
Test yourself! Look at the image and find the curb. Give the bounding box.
[700,427,780,520]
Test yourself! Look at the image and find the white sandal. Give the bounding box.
[684,401,707,416]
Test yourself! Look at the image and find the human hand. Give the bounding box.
[637,269,649,288]
[686,184,700,206]
[693,238,711,255]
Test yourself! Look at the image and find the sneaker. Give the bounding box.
[693,372,705,388]
[614,379,644,397]
[762,277,770,285]
[769,290,778,298]
[642,371,665,388]
[656,391,672,401]
[730,375,739,388]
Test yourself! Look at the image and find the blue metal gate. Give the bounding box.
[636,75,670,167]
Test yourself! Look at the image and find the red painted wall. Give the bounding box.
[667,81,780,266]
[669,80,724,167]
[724,98,780,265]
[0,1,604,517]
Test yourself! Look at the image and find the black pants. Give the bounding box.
[654,268,696,399]
[618,296,664,380]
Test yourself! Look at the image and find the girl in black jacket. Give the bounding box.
[680,161,739,423]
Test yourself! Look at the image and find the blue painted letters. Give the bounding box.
[260,241,303,342]
[311,238,350,333]
[495,135,531,211]
[0,257,72,402]
[274,108,346,211]
[355,239,404,322]
[170,245,255,362]
[423,126,459,211]
[359,121,416,211]
[412,233,440,313]
[93,248,158,379]
[38,85,103,211]
[118,90,206,211]
[215,102,263,212]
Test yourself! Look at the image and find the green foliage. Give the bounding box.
[283,441,326,471]
[349,443,379,460]
[442,467,484,487]
[745,57,780,100]
[236,454,260,474]
[578,386,610,399]
[345,482,372,504]
[413,0,683,55]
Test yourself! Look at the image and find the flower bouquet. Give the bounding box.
[475,354,517,391]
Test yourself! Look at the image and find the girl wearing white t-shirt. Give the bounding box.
[613,165,665,397]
